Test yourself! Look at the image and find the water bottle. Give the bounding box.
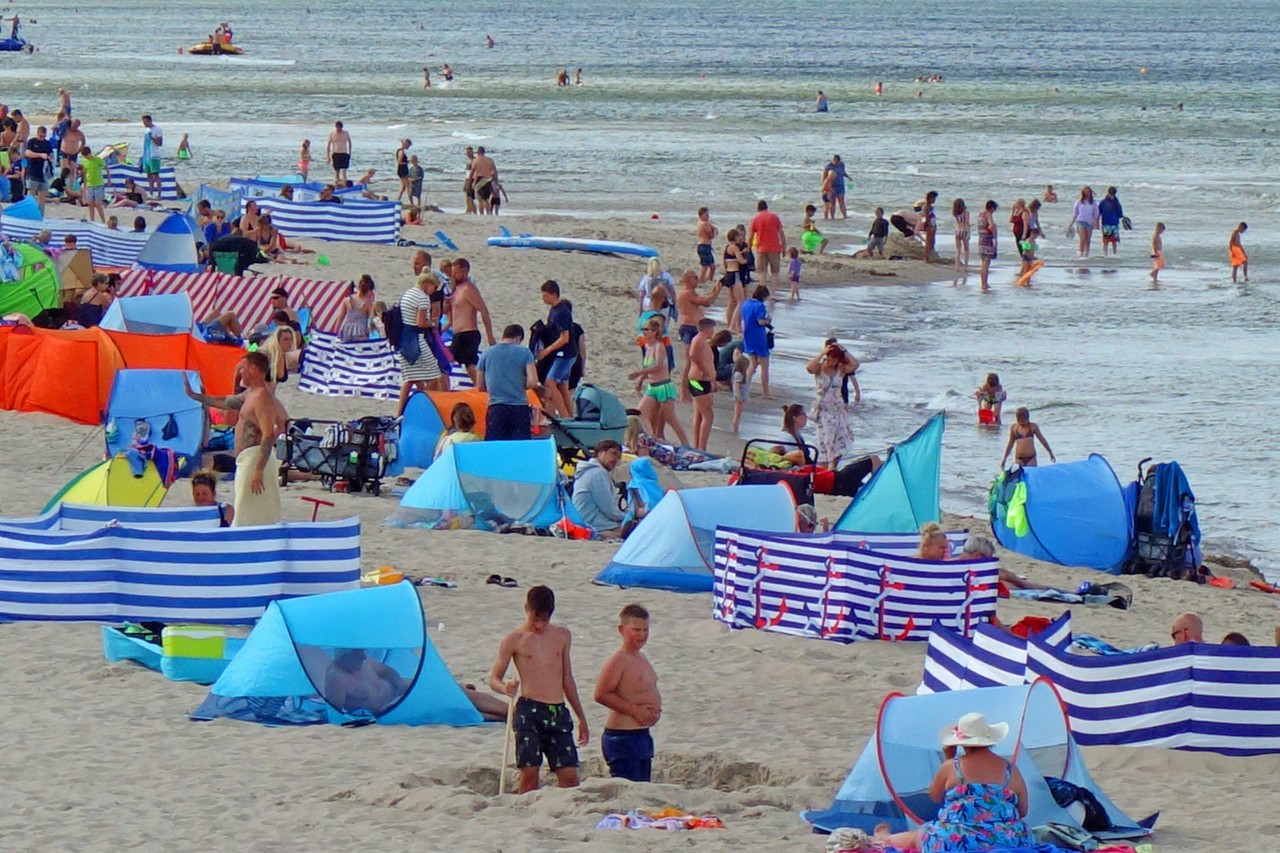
[348,450,358,471]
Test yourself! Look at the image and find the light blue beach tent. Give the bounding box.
[397,390,448,470]
[104,368,204,477]
[835,413,943,533]
[99,292,194,335]
[990,454,1132,572]
[136,213,203,273]
[594,483,797,593]
[394,437,578,530]
[802,679,1152,841]
[191,582,483,727]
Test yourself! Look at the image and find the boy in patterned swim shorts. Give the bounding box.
[489,585,589,793]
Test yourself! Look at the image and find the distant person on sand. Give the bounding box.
[695,207,718,282]
[1229,222,1248,282]
[823,154,849,219]
[952,198,970,272]
[538,279,577,418]
[747,200,786,291]
[477,324,539,441]
[741,284,773,398]
[1001,406,1055,468]
[1170,612,1203,645]
[977,199,998,292]
[140,114,164,197]
[327,120,352,185]
[630,316,690,446]
[1150,222,1166,283]
[594,604,662,782]
[721,228,747,332]
[687,318,718,450]
[488,585,589,794]
[471,146,499,213]
[867,208,889,258]
[395,138,412,202]
[1043,184,1058,203]
[449,258,495,385]
[297,139,311,181]
[675,269,721,402]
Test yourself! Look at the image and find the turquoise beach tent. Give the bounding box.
[392,437,578,531]
[990,454,1132,572]
[99,293,194,335]
[835,413,943,533]
[802,679,1153,842]
[191,582,483,727]
[594,483,797,592]
[397,390,448,470]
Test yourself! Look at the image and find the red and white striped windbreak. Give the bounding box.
[118,269,352,333]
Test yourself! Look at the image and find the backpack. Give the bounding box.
[383,305,403,348]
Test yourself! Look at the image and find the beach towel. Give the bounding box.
[232,446,282,527]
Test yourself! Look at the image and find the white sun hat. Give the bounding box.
[939,712,1010,748]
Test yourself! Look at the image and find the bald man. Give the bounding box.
[1170,612,1203,645]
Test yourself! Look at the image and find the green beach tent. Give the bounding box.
[0,242,60,318]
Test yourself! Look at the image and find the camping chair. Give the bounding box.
[735,438,816,506]
[212,252,239,275]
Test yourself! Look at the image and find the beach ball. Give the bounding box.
[317,254,330,265]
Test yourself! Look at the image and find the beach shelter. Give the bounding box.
[595,483,797,592]
[191,581,484,727]
[100,293,195,335]
[0,241,60,318]
[393,437,577,530]
[136,213,203,273]
[397,389,543,470]
[990,454,1131,572]
[4,196,40,220]
[801,679,1151,842]
[43,456,167,512]
[104,369,204,477]
[835,413,943,533]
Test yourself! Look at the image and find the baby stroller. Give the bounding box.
[735,439,817,506]
[547,383,629,466]
[1123,458,1202,579]
[276,415,399,496]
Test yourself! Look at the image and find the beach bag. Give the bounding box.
[383,305,403,348]
[426,326,454,366]
[398,328,421,364]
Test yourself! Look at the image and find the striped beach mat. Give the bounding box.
[918,614,1280,755]
[241,195,400,244]
[712,527,997,643]
[106,164,182,200]
[1,216,149,268]
[118,269,351,333]
[0,516,361,623]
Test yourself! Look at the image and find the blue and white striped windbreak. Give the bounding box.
[712,527,997,644]
[918,614,1280,755]
[242,195,401,244]
[105,164,182,200]
[1,216,149,268]
[0,515,360,623]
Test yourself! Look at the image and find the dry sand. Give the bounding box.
[3,206,1278,851]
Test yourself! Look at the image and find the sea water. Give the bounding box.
[16,0,1280,572]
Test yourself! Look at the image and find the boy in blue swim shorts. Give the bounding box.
[593,603,662,782]
[489,585,590,793]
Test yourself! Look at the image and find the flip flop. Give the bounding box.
[485,574,503,586]
[500,577,518,588]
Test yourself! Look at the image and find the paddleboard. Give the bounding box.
[1015,260,1045,287]
[486,235,658,258]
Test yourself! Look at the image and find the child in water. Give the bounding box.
[787,247,802,301]
[176,133,192,161]
[1150,222,1166,283]
[730,353,750,433]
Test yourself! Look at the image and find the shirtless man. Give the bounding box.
[59,118,85,175]
[184,351,288,526]
[1229,222,1248,283]
[593,604,662,782]
[325,649,410,716]
[326,120,352,185]
[1000,406,1055,468]
[695,207,718,282]
[675,269,721,401]
[687,318,718,451]
[489,585,589,793]
[448,257,494,384]
[471,146,498,214]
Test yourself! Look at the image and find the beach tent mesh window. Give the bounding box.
[989,454,1131,572]
[801,679,1151,843]
[835,413,943,533]
[191,582,483,727]
[595,483,797,592]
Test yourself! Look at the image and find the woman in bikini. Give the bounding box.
[1001,406,1055,468]
[629,317,689,446]
[722,229,746,334]
[952,198,970,273]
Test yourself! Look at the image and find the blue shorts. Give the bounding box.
[546,354,577,383]
[602,728,654,782]
[485,403,532,441]
[678,323,698,345]
[697,243,714,267]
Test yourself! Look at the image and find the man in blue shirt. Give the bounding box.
[823,154,849,219]
[1098,186,1124,258]
[538,279,577,419]
[477,324,539,441]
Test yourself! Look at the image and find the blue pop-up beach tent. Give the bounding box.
[835,413,943,533]
[104,368,204,477]
[100,293,194,335]
[135,213,202,273]
[990,454,1131,572]
[397,390,448,469]
[191,582,483,727]
[802,679,1153,842]
[595,483,797,592]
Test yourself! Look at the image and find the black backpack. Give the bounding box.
[383,305,403,348]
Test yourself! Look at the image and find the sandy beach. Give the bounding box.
[2,201,1278,852]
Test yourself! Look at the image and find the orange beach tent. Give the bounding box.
[0,327,242,425]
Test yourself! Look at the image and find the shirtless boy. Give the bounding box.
[448,258,495,384]
[675,269,721,401]
[695,207,718,282]
[1000,406,1055,468]
[593,604,662,783]
[687,319,718,451]
[489,586,589,793]
[327,120,352,185]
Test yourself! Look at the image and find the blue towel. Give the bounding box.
[626,456,665,513]
[1154,462,1200,544]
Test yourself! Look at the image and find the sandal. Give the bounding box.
[485,574,503,586]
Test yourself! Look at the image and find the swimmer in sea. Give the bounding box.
[486,34,495,48]
[816,90,828,112]
[1150,222,1166,283]
[875,81,883,96]
[574,67,583,85]
[422,66,431,89]
[1043,184,1058,203]
[442,63,455,83]
[1001,407,1055,468]
[1229,222,1248,283]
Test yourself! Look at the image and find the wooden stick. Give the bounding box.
[497,690,517,795]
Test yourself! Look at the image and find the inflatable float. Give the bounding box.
[1015,260,1045,287]
[188,41,244,55]
[486,235,658,258]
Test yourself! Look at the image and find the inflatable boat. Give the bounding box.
[188,41,244,56]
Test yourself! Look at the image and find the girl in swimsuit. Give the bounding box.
[974,372,1005,423]
[977,200,998,292]
[952,198,970,272]
[629,317,689,446]
[722,229,746,334]
[919,191,939,264]
[1001,406,1055,468]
